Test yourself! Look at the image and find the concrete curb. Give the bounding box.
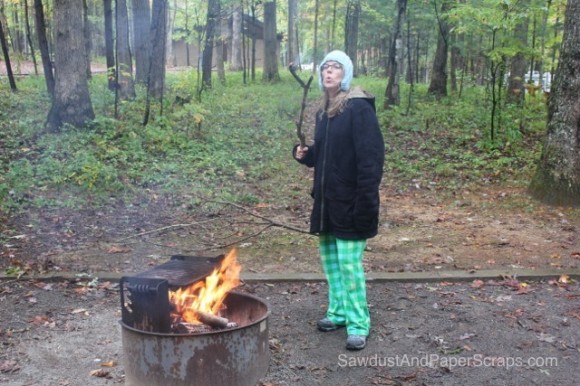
[1,268,578,284]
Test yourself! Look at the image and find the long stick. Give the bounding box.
[289,64,313,148]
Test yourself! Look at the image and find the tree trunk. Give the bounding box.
[287,0,298,65]
[103,0,115,90]
[529,0,580,206]
[83,0,92,79]
[345,0,360,76]
[262,0,279,82]
[34,0,54,96]
[202,0,219,89]
[384,0,406,108]
[216,0,226,84]
[165,0,176,67]
[148,0,167,99]
[0,17,17,91]
[46,0,94,132]
[116,0,135,99]
[231,5,242,71]
[23,0,38,75]
[427,0,452,98]
[312,0,319,72]
[132,0,151,84]
[507,5,529,105]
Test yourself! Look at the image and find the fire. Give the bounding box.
[169,249,241,324]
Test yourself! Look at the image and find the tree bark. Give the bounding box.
[46,0,94,132]
[529,0,580,206]
[231,5,242,71]
[216,0,225,84]
[116,0,135,99]
[384,0,406,108]
[132,0,151,84]
[148,0,167,98]
[103,0,115,90]
[345,0,360,76]
[507,1,529,105]
[0,17,17,91]
[312,0,319,72]
[34,0,54,96]
[83,0,92,79]
[428,0,452,98]
[262,0,279,81]
[287,0,298,65]
[23,0,38,75]
[202,0,219,88]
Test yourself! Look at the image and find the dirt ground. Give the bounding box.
[0,276,578,385]
[2,185,578,277]
[1,186,579,385]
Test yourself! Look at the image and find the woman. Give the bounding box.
[293,50,385,350]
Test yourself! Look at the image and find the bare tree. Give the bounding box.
[46,0,94,132]
[529,0,580,205]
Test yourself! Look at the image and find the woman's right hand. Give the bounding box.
[295,145,309,160]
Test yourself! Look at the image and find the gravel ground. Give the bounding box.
[0,276,578,386]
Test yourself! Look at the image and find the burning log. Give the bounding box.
[195,310,238,329]
[172,309,238,334]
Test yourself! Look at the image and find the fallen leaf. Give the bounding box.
[107,245,131,254]
[29,315,50,325]
[537,333,556,343]
[100,361,118,368]
[558,275,570,284]
[90,369,111,378]
[471,280,484,289]
[0,360,20,373]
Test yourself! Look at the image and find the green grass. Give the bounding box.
[0,70,549,213]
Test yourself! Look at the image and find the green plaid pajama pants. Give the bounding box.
[319,233,370,336]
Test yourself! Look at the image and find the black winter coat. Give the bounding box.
[294,90,385,240]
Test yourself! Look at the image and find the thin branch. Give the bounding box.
[115,218,219,243]
[215,201,310,234]
[215,224,274,249]
[289,64,313,147]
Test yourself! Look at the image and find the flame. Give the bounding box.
[169,249,241,323]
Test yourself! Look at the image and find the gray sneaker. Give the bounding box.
[346,335,367,350]
[317,318,345,332]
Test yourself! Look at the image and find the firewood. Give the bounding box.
[194,310,238,329]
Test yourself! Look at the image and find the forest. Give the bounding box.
[0,0,579,273]
[0,2,579,384]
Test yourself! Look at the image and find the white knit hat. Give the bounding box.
[318,50,354,92]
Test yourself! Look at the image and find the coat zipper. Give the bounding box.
[319,116,331,231]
